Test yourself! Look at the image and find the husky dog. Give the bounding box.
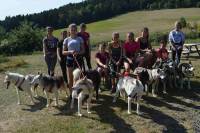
[71,77,94,116]
[25,74,39,97]
[134,67,166,97]
[73,68,101,100]
[31,73,68,107]
[113,76,144,115]
[4,72,35,105]
[178,61,194,90]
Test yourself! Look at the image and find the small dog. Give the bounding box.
[178,61,194,90]
[73,68,101,100]
[31,73,68,107]
[71,77,94,116]
[4,72,35,105]
[113,76,144,115]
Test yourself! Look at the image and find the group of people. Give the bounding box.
[42,21,185,93]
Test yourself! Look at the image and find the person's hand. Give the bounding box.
[128,59,132,64]
[103,65,108,69]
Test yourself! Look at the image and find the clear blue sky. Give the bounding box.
[0,0,83,20]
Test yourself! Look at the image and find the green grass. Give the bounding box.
[54,8,200,45]
[0,8,200,133]
[0,51,200,133]
[0,56,27,72]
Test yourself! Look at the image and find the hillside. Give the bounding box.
[54,8,200,44]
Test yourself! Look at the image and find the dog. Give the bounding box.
[25,74,39,97]
[113,76,144,115]
[73,68,101,100]
[134,67,166,97]
[178,61,194,90]
[71,77,94,116]
[31,73,68,107]
[4,72,35,105]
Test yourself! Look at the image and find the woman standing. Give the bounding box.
[43,26,59,76]
[108,32,123,93]
[169,21,185,64]
[57,30,68,83]
[63,24,85,94]
[77,23,92,70]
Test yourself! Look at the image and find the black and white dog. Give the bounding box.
[73,68,101,100]
[113,76,144,115]
[71,77,94,116]
[134,67,166,97]
[177,61,194,90]
[31,73,68,107]
[4,72,35,105]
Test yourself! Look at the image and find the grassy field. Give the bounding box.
[54,8,200,44]
[0,8,200,133]
[0,50,200,133]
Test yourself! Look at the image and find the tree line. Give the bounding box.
[1,0,200,32]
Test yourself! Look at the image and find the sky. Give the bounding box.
[0,0,83,20]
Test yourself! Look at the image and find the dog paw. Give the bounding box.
[78,113,83,117]
[128,111,132,114]
[152,94,157,97]
[87,111,92,114]
[163,91,167,94]
[137,111,142,115]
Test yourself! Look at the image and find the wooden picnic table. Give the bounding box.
[184,43,200,57]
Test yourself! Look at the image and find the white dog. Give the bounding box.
[71,77,94,116]
[4,72,35,105]
[113,76,144,115]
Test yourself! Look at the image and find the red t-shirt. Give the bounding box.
[156,48,169,61]
[77,32,90,49]
[95,52,109,67]
[123,41,140,58]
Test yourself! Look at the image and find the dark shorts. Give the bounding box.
[66,55,83,68]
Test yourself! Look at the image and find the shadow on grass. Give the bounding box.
[141,105,187,133]
[22,96,47,112]
[91,94,135,133]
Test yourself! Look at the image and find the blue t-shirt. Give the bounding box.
[63,36,83,60]
[169,29,185,45]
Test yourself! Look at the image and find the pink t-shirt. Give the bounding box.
[123,41,140,58]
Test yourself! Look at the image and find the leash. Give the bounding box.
[73,55,85,77]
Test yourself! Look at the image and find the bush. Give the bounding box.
[150,32,168,45]
[0,21,45,56]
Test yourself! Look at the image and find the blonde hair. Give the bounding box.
[68,23,77,31]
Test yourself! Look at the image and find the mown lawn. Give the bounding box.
[0,50,200,133]
[54,8,200,45]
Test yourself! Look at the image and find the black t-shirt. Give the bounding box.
[57,39,66,60]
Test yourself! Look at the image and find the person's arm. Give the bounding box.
[43,38,47,57]
[57,42,61,61]
[79,38,85,55]
[169,31,176,49]
[95,57,107,68]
